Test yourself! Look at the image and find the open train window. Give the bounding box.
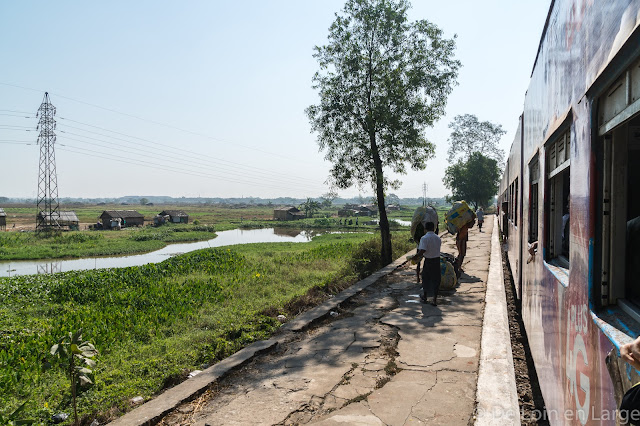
[600,121,640,307]
[529,155,539,243]
[597,57,640,308]
[545,129,570,268]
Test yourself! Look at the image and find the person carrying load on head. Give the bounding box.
[410,205,439,283]
[412,221,442,306]
[444,200,476,276]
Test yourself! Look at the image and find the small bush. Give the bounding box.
[192,225,215,233]
[313,218,332,227]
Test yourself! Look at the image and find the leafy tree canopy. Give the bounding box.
[299,198,321,218]
[443,152,500,210]
[447,114,506,164]
[307,0,460,264]
[386,193,401,205]
[321,191,338,208]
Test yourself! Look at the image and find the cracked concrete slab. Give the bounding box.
[310,402,384,425]
[150,217,511,426]
[368,370,437,425]
[408,370,478,425]
[395,324,481,372]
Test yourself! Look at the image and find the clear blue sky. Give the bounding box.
[0,1,550,200]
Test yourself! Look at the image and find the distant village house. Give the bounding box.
[338,204,377,217]
[100,210,144,229]
[273,207,306,221]
[0,208,6,230]
[156,210,189,225]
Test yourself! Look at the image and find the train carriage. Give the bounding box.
[498,1,640,424]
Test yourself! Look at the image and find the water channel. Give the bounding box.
[0,219,412,278]
[0,228,345,278]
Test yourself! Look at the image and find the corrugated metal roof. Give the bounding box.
[159,210,189,217]
[273,207,300,212]
[37,211,79,222]
[101,210,144,218]
[59,211,79,222]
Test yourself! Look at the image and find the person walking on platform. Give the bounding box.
[413,222,441,306]
[476,207,484,232]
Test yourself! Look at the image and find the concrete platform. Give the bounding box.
[109,216,518,425]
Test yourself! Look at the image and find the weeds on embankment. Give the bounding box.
[0,231,413,424]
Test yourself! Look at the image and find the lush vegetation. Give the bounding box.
[444,114,505,209]
[444,152,501,209]
[0,231,414,423]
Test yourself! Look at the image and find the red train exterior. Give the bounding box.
[498,1,640,424]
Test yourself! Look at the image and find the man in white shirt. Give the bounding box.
[412,222,442,305]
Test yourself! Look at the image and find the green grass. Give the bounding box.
[0,231,414,424]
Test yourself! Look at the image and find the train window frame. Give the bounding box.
[596,55,640,308]
[545,129,571,269]
[598,119,640,308]
[529,155,540,243]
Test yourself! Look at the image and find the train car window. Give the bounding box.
[529,156,540,243]
[600,117,640,306]
[545,130,571,268]
[597,57,640,307]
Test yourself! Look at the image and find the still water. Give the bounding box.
[0,228,335,278]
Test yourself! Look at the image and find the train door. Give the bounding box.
[597,56,640,311]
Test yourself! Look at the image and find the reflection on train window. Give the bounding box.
[546,129,571,268]
[600,118,640,305]
[529,155,539,243]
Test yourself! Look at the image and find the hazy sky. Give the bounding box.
[0,1,550,200]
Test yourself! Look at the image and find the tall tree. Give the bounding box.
[447,114,506,164]
[306,0,460,265]
[443,152,500,209]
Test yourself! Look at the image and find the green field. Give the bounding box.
[0,203,434,261]
[0,231,414,424]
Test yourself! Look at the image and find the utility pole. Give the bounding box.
[35,92,61,232]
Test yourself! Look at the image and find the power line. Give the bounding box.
[56,145,320,193]
[0,140,34,145]
[0,108,33,114]
[0,124,36,129]
[58,134,327,192]
[0,113,34,118]
[0,82,314,164]
[56,121,324,186]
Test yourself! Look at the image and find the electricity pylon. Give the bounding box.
[422,182,428,207]
[35,92,61,232]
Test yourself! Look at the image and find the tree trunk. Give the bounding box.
[370,134,392,266]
